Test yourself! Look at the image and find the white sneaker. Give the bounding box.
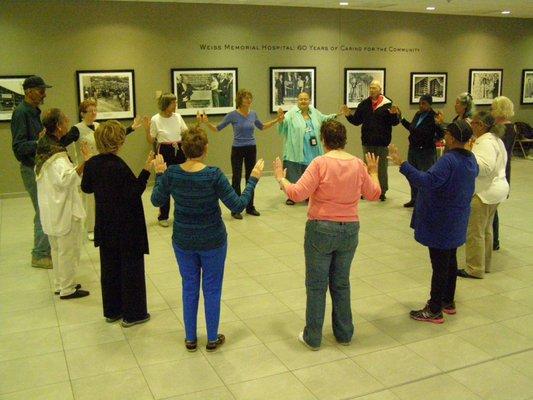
[298,331,319,351]
[87,232,94,241]
[158,219,170,227]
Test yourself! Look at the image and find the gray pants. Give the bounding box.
[303,220,360,347]
[20,164,50,258]
[363,146,388,194]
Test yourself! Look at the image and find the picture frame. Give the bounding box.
[468,69,503,105]
[76,70,135,120]
[271,67,316,113]
[410,72,447,104]
[344,68,386,109]
[521,69,533,105]
[0,75,31,122]
[171,68,238,116]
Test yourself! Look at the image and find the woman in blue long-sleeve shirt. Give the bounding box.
[388,120,478,324]
[151,126,264,352]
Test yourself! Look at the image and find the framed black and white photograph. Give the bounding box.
[469,69,503,105]
[410,72,447,104]
[0,75,30,122]
[271,67,316,112]
[76,70,135,120]
[171,68,237,116]
[344,68,386,108]
[521,69,533,105]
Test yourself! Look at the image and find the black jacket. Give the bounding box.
[401,109,444,149]
[81,153,150,256]
[346,96,400,147]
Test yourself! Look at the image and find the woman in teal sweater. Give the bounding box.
[278,92,339,205]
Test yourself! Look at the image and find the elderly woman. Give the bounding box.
[435,92,475,126]
[81,121,153,326]
[457,112,509,279]
[198,89,282,218]
[491,96,516,250]
[397,94,444,207]
[146,93,188,227]
[151,126,264,352]
[35,108,90,299]
[388,120,478,323]
[278,91,339,205]
[274,120,381,350]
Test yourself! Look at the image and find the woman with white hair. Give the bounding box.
[490,96,516,250]
[435,92,475,126]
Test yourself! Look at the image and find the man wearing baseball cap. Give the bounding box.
[11,75,77,269]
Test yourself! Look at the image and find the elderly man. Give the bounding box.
[342,80,400,201]
[11,76,78,269]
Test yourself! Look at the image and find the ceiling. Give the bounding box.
[109,0,533,18]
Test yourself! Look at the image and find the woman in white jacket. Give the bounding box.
[35,108,91,299]
[458,111,509,279]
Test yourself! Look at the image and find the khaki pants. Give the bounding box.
[49,218,82,296]
[465,195,498,278]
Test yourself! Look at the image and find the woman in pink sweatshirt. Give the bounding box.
[273,119,381,350]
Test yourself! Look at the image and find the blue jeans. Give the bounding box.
[172,241,227,342]
[303,220,359,347]
[20,164,50,258]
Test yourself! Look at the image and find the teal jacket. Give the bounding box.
[278,105,337,164]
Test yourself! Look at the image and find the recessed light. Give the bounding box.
[426,6,436,11]
[501,10,511,14]
[339,2,349,5]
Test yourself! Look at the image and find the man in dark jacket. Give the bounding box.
[398,94,444,207]
[342,80,400,200]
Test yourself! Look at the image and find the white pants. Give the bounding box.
[49,218,82,296]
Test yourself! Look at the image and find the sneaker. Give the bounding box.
[185,339,198,352]
[105,315,122,323]
[298,331,319,351]
[457,269,482,279]
[31,256,53,269]
[409,306,444,324]
[403,200,415,208]
[246,208,261,216]
[380,194,387,201]
[87,232,95,241]
[158,219,170,227]
[336,339,351,346]
[206,334,225,352]
[231,212,243,220]
[55,284,81,295]
[121,314,151,328]
[442,302,456,315]
[285,199,295,206]
[60,288,90,300]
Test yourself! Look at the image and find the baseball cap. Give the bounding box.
[22,76,52,90]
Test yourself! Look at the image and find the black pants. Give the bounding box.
[407,147,436,202]
[99,245,148,322]
[231,145,256,211]
[493,210,500,248]
[428,247,458,314]
[158,143,186,220]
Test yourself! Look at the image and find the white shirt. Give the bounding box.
[472,132,509,204]
[36,153,86,236]
[150,113,188,143]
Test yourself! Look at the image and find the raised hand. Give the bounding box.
[143,151,155,171]
[277,108,285,122]
[364,152,379,175]
[387,144,404,166]
[272,157,287,181]
[340,105,351,117]
[80,141,92,162]
[152,153,167,174]
[435,111,444,125]
[251,158,265,179]
[389,105,401,115]
[131,116,145,130]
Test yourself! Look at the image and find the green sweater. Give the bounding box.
[277,105,337,164]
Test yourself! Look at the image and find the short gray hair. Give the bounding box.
[456,92,475,118]
[472,110,494,132]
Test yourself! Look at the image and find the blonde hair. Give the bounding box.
[491,96,514,119]
[158,92,177,111]
[95,120,126,154]
[182,126,208,158]
[236,89,252,108]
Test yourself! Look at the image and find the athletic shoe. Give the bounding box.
[158,219,170,227]
[206,334,225,352]
[442,302,456,315]
[409,305,444,324]
[121,313,151,328]
[298,331,319,351]
[31,256,53,269]
[60,288,90,300]
[55,284,81,295]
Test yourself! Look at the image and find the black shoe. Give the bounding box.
[206,334,225,352]
[121,313,151,328]
[185,339,198,352]
[285,199,295,206]
[231,212,243,220]
[457,269,482,279]
[380,194,387,201]
[493,243,500,251]
[403,201,415,208]
[105,315,122,323]
[55,283,81,295]
[409,305,444,324]
[60,288,90,300]
[246,208,261,216]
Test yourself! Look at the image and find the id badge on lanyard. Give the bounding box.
[306,124,317,146]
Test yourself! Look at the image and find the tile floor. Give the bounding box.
[1,160,533,400]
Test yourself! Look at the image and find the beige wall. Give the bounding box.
[1,0,532,197]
